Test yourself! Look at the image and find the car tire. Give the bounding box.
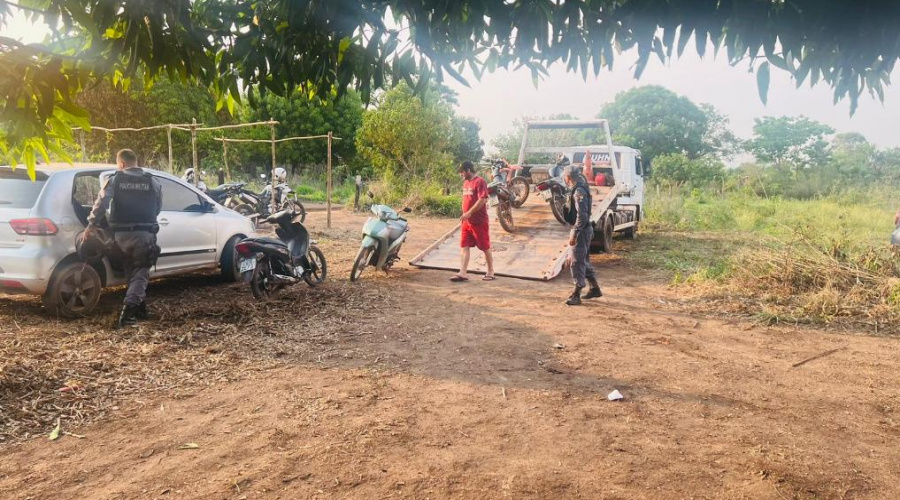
[42,261,102,318]
[220,235,242,282]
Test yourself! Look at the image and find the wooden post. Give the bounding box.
[79,129,86,162]
[270,121,277,214]
[167,125,174,173]
[222,139,230,181]
[190,118,199,186]
[327,131,333,229]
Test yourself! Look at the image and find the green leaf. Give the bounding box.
[49,419,61,441]
[756,62,771,105]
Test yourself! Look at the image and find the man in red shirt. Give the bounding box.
[451,160,495,281]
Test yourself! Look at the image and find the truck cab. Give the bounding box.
[516,120,646,247]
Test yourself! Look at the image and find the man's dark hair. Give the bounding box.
[458,160,476,173]
[116,149,138,166]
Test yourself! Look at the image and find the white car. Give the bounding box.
[0,163,256,317]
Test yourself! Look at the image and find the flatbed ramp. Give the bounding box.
[410,185,615,280]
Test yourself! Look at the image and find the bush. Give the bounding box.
[365,179,461,217]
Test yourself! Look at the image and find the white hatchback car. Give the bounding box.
[0,163,256,317]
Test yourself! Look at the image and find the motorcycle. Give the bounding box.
[205,182,246,208]
[486,159,529,233]
[536,155,570,225]
[350,204,412,281]
[234,209,326,300]
[494,158,530,208]
[233,173,306,224]
[180,169,246,210]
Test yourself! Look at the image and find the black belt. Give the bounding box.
[111,223,159,233]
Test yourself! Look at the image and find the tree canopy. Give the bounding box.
[746,116,835,170]
[599,85,709,162]
[2,0,899,177]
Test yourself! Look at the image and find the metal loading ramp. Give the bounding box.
[410,185,616,280]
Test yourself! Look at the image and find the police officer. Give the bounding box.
[84,149,163,328]
[563,166,602,305]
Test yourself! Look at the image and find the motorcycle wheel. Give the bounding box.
[509,177,530,208]
[249,259,278,300]
[303,245,327,287]
[497,202,515,233]
[284,200,307,223]
[550,191,567,225]
[350,246,374,282]
[234,203,255,217]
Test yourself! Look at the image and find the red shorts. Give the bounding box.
[460,221,491,251]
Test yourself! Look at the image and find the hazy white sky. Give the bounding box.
[447,43,899,154]
[4,13,897,153]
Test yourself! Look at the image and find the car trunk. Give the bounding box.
[0,168,49,248]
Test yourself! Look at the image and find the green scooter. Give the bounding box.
[350,204,411,281]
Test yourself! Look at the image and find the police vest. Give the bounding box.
[109,171,158,225]
[564,184,592,225]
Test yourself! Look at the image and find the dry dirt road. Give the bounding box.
[1,207,899,500]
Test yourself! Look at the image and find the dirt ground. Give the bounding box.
[2,207,900,500]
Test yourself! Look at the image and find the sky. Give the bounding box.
[4,13,898,154]
[446,44,900,154]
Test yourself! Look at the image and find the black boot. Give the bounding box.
[116,304,139,329]
[583,277,603,299]
[135,301,149,320]
[565,287,583,306]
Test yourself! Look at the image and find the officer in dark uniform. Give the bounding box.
[84,149,163,328]
[563,166,602,305]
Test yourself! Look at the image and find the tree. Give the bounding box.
[240,89,364,178]
[700,104,741,160]
[450,117,485,164]
[3,1,899,178]
[599,86,708,163]
[356,82,457,185]
[71,78,220,168]
[651,152,725,185]
[746,116,835,170]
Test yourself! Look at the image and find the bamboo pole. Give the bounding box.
[79,129,86,162]
[167,125,174,173]
[327,131,333,229]
[222,138,230,181]
[190,118,199,187]
[270,121,277,214]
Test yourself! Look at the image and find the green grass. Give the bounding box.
[633,188,900,331]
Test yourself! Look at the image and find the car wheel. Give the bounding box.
[220,235,242,282]
[42,262,102,318]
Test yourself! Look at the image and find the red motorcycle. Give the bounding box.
[485,159,531,233]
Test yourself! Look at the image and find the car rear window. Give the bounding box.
[0,168,49,208]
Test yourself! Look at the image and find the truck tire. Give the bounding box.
[623,221,638,239]
[592,215,614,253]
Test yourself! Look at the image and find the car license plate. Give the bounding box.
[488,195,499,207]
[541,190,553,201]
[239,258,256,273]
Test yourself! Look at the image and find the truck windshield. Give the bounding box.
[0,168,49,209]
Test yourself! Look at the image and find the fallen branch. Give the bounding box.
[792,347,844,368]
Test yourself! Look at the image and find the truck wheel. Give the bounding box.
[42,262,102,318]
[596,216,614,253]
[623,222,638,239]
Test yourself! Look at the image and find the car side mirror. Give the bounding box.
[203,200,216,213]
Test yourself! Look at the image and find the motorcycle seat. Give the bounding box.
[206,186,228,198]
